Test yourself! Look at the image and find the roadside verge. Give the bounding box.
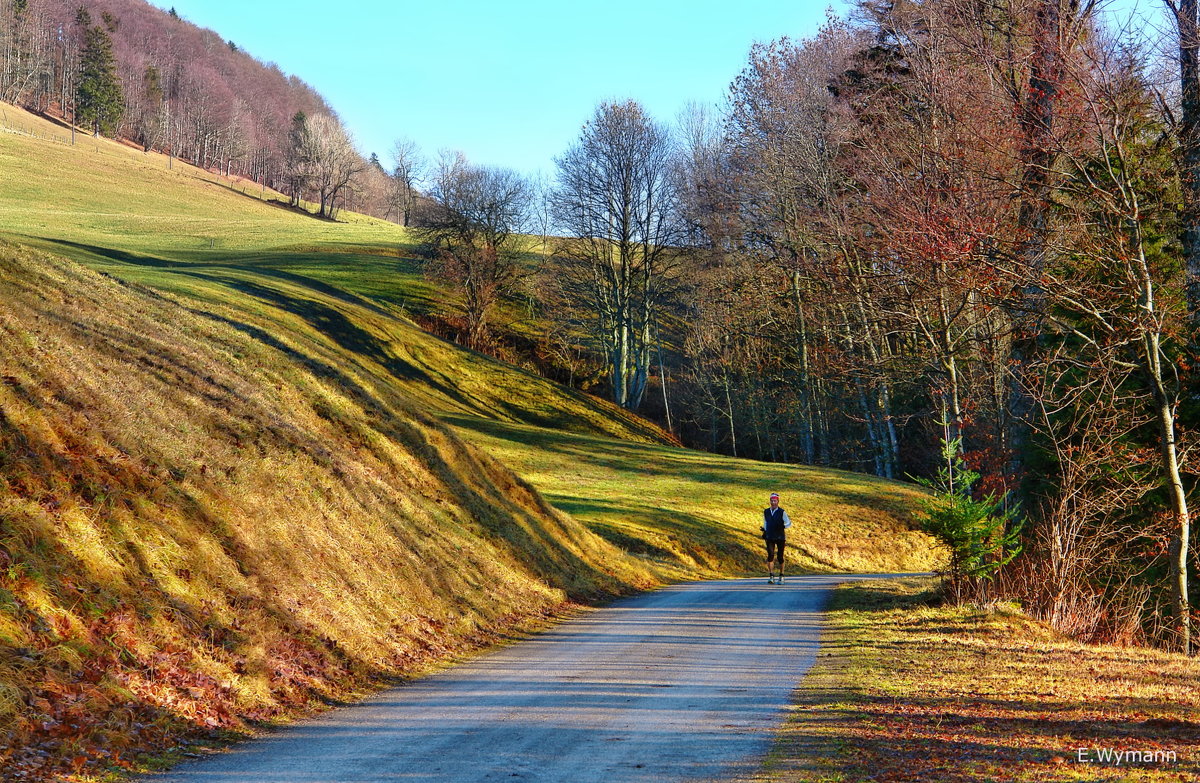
[752,577,1200,782]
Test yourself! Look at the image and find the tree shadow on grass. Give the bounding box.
[34,238,502,416]
[39,237,399,319]
[220,190,341,222]
[34,238,668,441]
[814,694,1200,782]
[548,492,759,572]
[0,403,366,781]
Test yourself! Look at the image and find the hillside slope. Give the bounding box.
[0,100,935,577]
[0,101,667,444]
[0,243,658,779]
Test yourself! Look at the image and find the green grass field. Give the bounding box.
[447,415,934,577]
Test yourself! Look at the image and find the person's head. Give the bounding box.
[769,492,780,508]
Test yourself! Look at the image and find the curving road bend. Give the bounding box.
[146,574,891,783]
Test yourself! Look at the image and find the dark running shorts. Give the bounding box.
[765,539,785,562]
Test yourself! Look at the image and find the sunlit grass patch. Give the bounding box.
[445,415,938,577]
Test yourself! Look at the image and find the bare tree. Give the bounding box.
[552,100,686,411]
[422,150,532,349]
[389,136,425,227]
[306,113,361,219]
[719,21,910,474]
[285,112,362,218]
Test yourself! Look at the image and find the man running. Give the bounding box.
[761,492,791,584]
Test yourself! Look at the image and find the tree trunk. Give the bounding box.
[655,320,673,434]
[880,384,898,479]
[1177,0,1200,319]
[791,270,816,464]
[611,323,627,408]
[1157,392,1192,655]
[1134,202,1193,653]
[628,312,651,410]
[1145,328,1192,654]
[724,374,738,457]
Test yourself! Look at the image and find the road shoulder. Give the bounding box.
[750,577,1200,783]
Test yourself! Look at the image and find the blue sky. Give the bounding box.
[153,1,849,179]
[155,0,1165,181]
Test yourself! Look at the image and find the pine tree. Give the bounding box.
[134,64,165,150]
[916,438,1023,604]
[76,23,124,136]
[286,111,311,207]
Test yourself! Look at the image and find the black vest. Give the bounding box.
[763,507,786,540]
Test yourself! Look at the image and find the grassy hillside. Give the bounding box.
[0,244,657,779]
[0,99,936,579]
[0,104,665,444]
[449,416,935,578]
[0,101,938,780]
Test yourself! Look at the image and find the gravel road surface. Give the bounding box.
[146,574,884,783]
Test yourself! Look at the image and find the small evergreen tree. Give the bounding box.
[286,111,312,207]
[917,438,1023,603]
[134,64,166,151]
[76,22,124,136]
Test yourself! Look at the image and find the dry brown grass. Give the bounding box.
[754,579,1200,783]
[0,243,656,779]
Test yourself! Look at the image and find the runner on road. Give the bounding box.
[761,492,791,584]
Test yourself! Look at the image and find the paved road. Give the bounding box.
[147,575,886,783]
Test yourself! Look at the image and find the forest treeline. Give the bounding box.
[665,0,1199,655]
[417,0,1200,655]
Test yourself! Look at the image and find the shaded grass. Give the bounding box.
[753,579,1200,782]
